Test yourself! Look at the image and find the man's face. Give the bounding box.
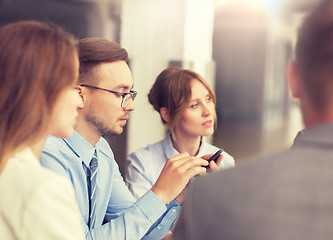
[82,60,135,136]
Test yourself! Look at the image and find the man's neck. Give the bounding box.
[302,101,333,129]
[74,119,101,146]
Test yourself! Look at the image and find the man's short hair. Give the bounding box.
[77,38,128,85]
[295,0,333,111]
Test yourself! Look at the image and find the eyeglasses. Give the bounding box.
[80,84,137,108]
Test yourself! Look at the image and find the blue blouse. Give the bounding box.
[126,133,235,199]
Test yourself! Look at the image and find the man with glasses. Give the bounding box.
[40,38,213,240]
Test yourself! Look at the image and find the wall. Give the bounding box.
[121,0,216,156]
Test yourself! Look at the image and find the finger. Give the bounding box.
[185,165,207,179]
[214,154,223,167]
[169,156,208,171]
[164,153,192,169]
[168,152,190,162]
[179,157,208,170]
[200,154,213,160]
[208,160,219,172]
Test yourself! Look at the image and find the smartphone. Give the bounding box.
[205,149,223,168]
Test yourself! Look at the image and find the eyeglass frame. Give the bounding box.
[80,84,137,108]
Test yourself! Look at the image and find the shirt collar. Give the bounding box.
[64,130,101,168]
[292,123,333,149]
[163,132,206,158]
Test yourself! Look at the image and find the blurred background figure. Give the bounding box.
[0,0,318,176]
[173,0,333,239]
[0,20,84,239]
[126,67,234,199]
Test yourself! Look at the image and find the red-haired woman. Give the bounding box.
[126,67,235,199]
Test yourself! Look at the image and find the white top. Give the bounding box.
[126,134,235,199]
[0,148,85,240]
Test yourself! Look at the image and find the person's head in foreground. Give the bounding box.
[0,20,81,172]
[0,20,84,240]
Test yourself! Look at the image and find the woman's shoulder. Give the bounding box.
[0,152,76,223]
[2,152,71,197]
[128,138,166,159]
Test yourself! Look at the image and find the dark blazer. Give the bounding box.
[174,124,333,240]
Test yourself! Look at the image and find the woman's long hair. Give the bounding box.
[0,21,77,172]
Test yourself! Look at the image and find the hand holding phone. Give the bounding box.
[205,149,223,168]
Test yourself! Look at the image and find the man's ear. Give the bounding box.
[287,60,302,99]
[76,85,85,108]
[160,107,170,123]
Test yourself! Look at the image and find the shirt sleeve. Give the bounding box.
[85,190,175,240]
[41,149,178,240]
[22,176,85,240]
[172,206,188,240]
[142,199,180,240]
[125,151,154,199]
[124,150,181,239]
[99,157,179,240]
[173,181,197,240]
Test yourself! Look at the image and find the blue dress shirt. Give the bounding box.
[126,133,235,199]
[40,130,179,240]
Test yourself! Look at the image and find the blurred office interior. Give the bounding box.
[0,0,320,176]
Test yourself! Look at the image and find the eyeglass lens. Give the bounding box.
[121,92,136,108]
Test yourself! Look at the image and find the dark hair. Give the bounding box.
[0,20,77,171]
[295,0,333,111]
[76,38,128,85]
[148,67,216,133]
